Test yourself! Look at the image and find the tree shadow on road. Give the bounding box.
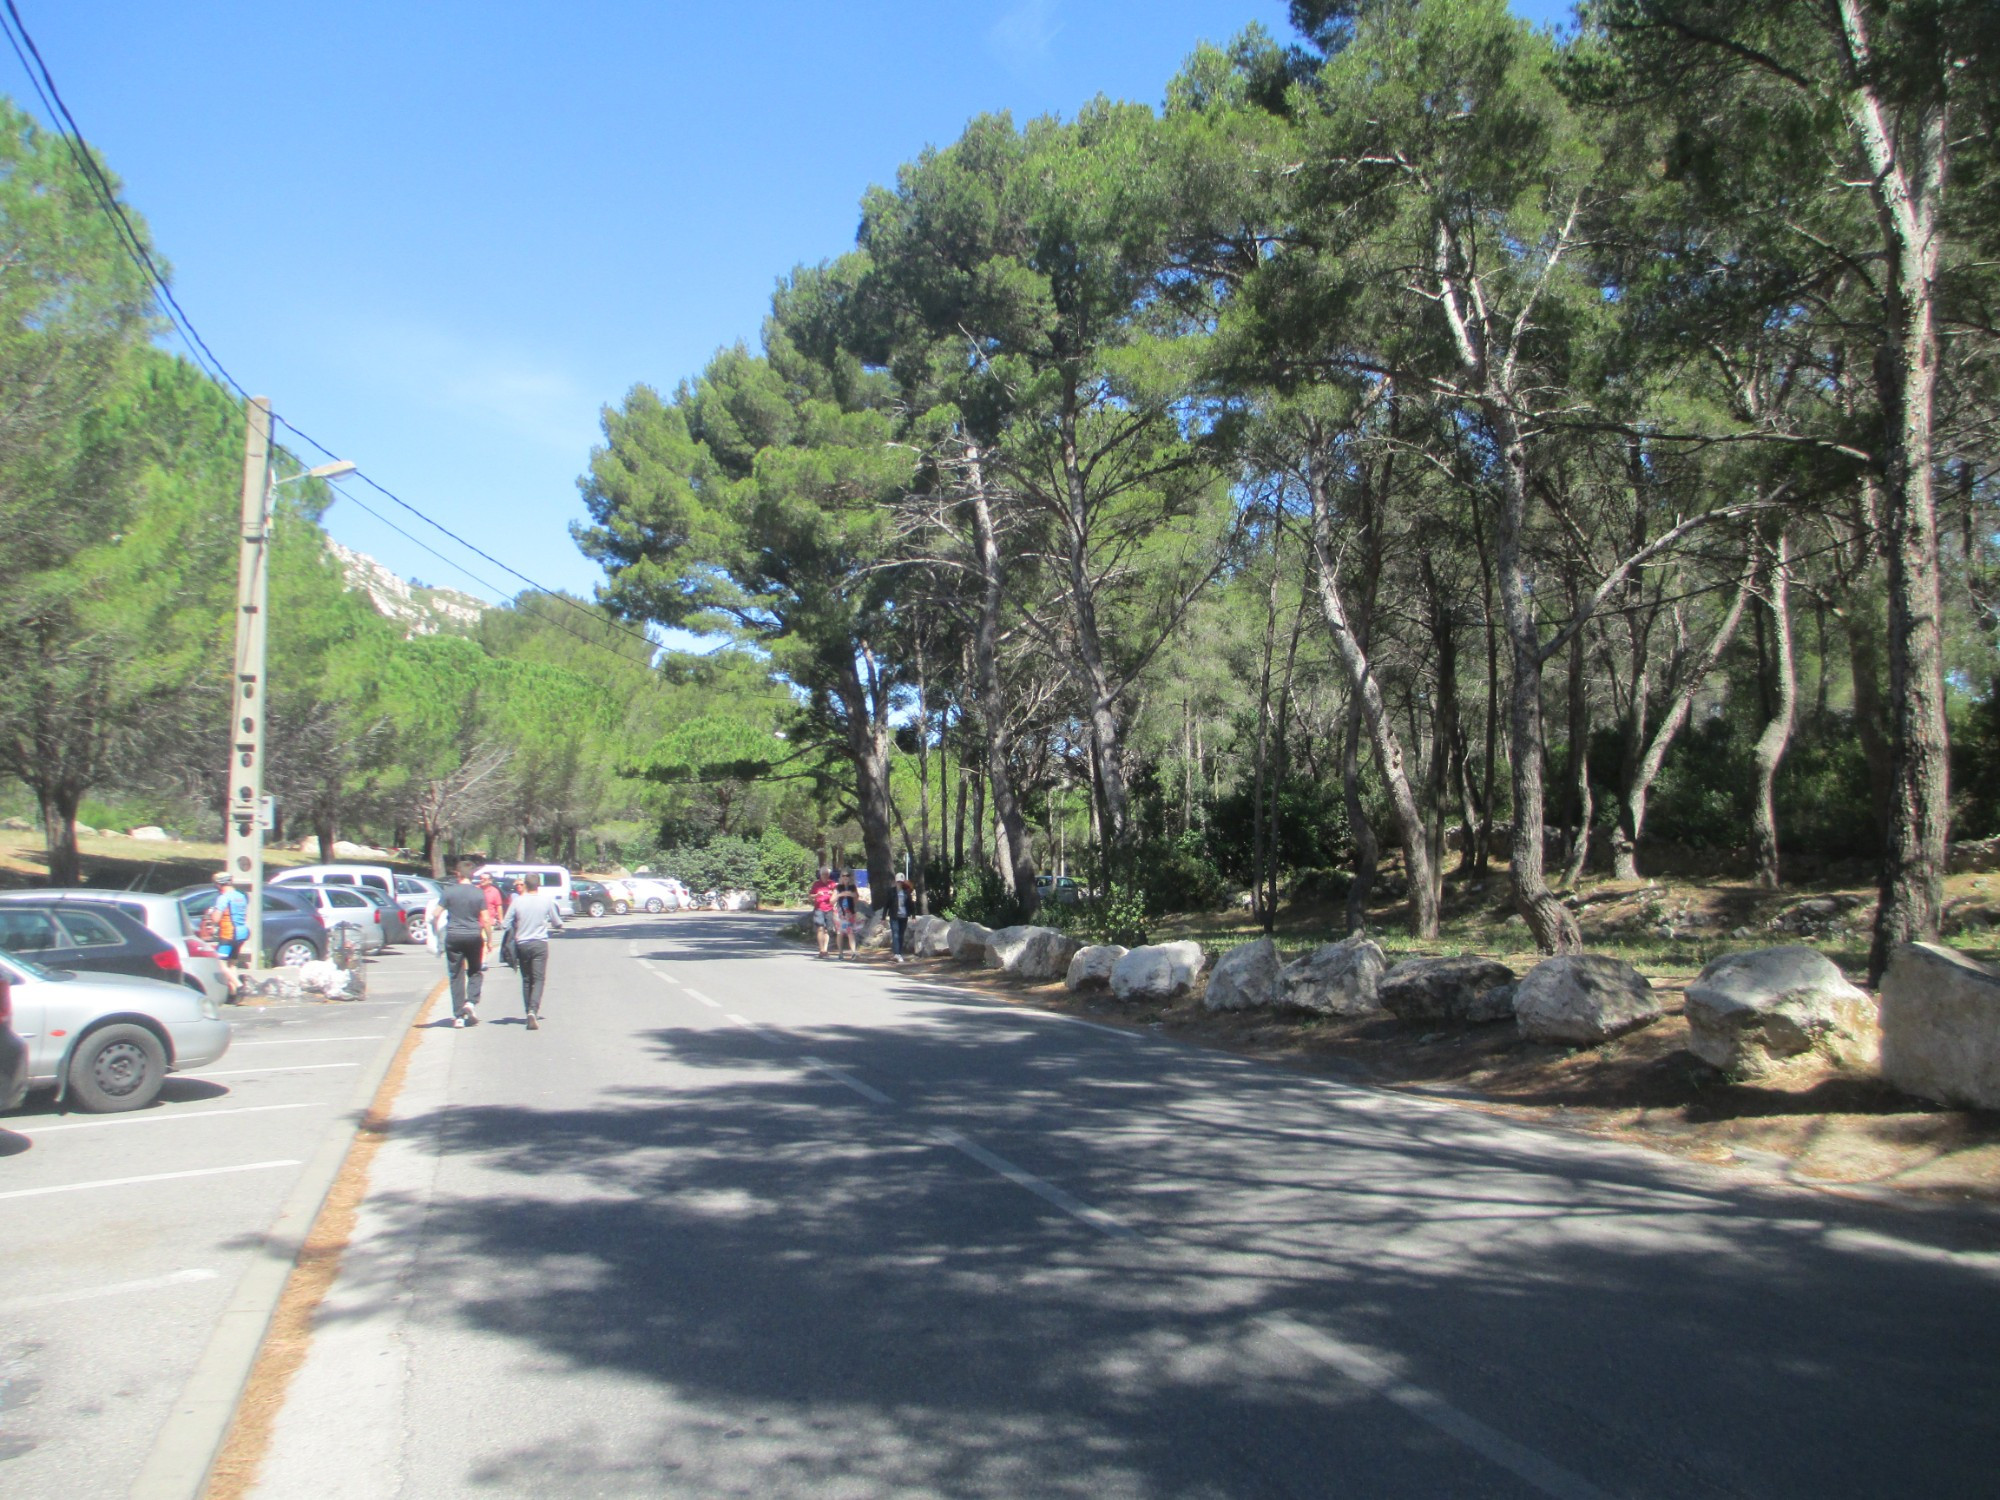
[308,988,2000,1499]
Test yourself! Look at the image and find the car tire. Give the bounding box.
[67,1024,167,1113]
[405,916,430,945]
[274,936,320,968]
[644,897,664,913]
[587,899,608,918]
[612,901,629,915]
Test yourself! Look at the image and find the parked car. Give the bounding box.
[0,890,227,1001]
[347,885,411,944]
[0,898,187,989]
[1035,874,1086,905]
[269,862,400,908]
[0,964,28,1111]
[301,885,389,952]
[173,884,328,968]
[0,947,230,1112]
[475,863,576,917]
[395,874,443,942]
[571,879,613,918]
[599,879,634,915]
[621,876,688,914]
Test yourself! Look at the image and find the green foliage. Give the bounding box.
[1043,885,1151,949]
[658,833,762,892]
[942,866,1026,929]
[755,825,817,900]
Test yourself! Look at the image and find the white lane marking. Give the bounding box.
[229,1036,386,1047]
[191,1062,362,1077]
[0,1268,219,1313]
[683,986,716,1003]
[0,1160,302,1202]
[928,1127,1136,1240]
[801,1056,893,1105]
[695,997,722,1009]
[1260,1315,1610,1500]
[14,1103,325,1135]
[724,1012,777,1041]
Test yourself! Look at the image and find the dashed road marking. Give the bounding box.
[801,1056,893,1105]
[928,1126,1137,1240]
[724,1012,777,1041]
[1260,1314,1610,1500]
[0,1160,302,1202]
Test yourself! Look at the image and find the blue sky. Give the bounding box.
[26,1,1573,607]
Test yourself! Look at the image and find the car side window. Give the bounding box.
[327,889,366,908]
[322,873,356,886]
[55,909,126,948]
[0,909,61,951]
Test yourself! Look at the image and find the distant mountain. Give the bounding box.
[325,538,488,637]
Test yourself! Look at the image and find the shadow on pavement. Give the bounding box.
[305,963,2000,1500]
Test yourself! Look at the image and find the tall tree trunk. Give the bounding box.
[1752,534,1797,888]
[1422,552,1459,907]
[1845,594,1895,845]
[1249,535,1282,930]
[836,651,896,907]
[1341,705,1378,937]
[1561,614,1593,890]
[1267,585,1308,929]
[38,784,81,887]
[1056,386,1133,853]
[1309,474,1439,938]
[1489,409,1581,951]
[966,446,1038,915]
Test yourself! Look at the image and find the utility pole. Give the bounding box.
[226,396,274,966]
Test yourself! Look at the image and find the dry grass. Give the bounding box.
[201,979,445,1500]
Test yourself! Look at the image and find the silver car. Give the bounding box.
[0,948,231,1112]
[298,885,389,953]
[0,889,231,1003]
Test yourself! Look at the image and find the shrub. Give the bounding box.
[660,834,761,891]
[755,827,816,901]
[941,866,1024,929]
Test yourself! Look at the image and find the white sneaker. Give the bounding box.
[453,1013,466,1029]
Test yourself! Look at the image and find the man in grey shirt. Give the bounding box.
[500,872,565,1030]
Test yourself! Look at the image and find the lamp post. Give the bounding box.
[225,393,354,968]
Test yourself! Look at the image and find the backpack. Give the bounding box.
[216,898,237,944]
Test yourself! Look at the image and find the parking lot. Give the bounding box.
[0,946,441,1498]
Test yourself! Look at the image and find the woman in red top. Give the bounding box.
[808,871,837,958]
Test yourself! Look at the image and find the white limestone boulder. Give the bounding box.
[130,825,172,841]
[1204,937,1286,1011]
[1515,955,1662,1044]
[1280,936,1387,1016]
[1110,941,1207,1002]
[945,919,993,963]
[1880,942,2000,1110]
[720,889,759,911]
[1066,944,1128,992]
[1010,927,1083,981]
[906,914,951,956]
[1683,946,1877,1076]
[1378,955,1517,1025]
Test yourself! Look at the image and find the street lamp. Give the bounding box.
[224,398,355,972]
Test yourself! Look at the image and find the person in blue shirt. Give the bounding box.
[209,870,252,999]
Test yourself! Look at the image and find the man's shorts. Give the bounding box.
[813,909,835,930]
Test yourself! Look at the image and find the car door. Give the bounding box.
[52,905,163,984]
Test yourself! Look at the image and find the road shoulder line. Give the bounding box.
[127,976,444,1500]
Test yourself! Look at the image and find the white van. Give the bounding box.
[475,863,575,918]
[271,862,398,905]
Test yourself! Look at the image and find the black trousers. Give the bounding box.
[446,936,484,1012]
[891,915,909,956]
[516,939,549,1014]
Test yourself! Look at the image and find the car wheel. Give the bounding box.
[587,899,608,918]
[405,916,430,944]
[612,901,629,915]
[68,1024,167,1113]
[274,937,319,967]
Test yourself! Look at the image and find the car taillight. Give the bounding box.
[187,936,220,960]
[152,948,183,974]
[373,909,382,924]
[0,975,11,1027]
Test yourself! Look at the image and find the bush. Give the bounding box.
[1134,831,1227,917]
[659,834,761,891]
[755,827,817,902]
[941,866,1024,928]
[1042,884,1149,948]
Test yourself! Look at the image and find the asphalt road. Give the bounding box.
[252,913,1999,1499]
[0,948,439,1499]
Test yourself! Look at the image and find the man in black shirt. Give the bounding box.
[428,861,493,1027]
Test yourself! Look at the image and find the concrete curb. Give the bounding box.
[128,977,446,1500]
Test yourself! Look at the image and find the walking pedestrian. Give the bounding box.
[500,872,564,1030]
[834,870,862,958]
[809,869,837,958]
[887,874,916,963]
[427,860,492,1027]
[478,871,506,954]
[203,871,251,1000]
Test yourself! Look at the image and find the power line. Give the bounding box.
[0,1,669,667]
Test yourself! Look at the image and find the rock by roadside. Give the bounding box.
[1684,947,1877,1077]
